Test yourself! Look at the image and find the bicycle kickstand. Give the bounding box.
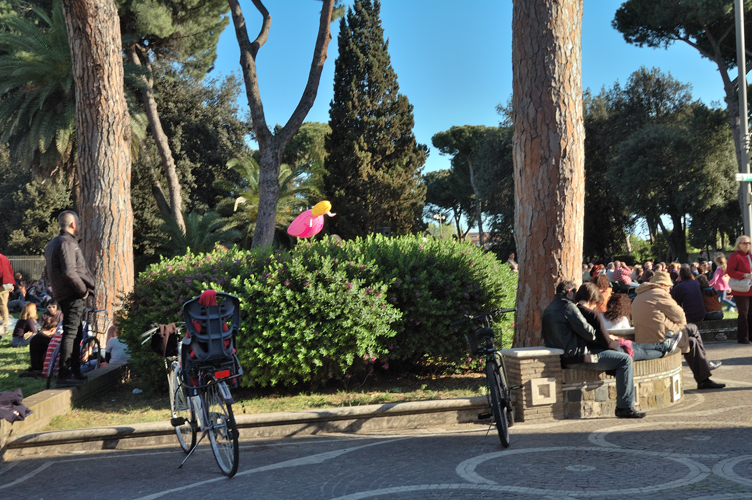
[178,430,208,469]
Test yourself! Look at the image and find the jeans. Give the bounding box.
[718,290,736,311]
[569,349,635,409]
[58,297,85,376]
[704,310,724,321]
[631,342,665,361]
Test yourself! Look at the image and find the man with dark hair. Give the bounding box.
[542,280,646,418]
[44,210,95,387]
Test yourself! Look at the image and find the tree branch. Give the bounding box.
[277,0,334,148]
[249,0,271,58]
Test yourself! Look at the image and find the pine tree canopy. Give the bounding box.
[324,0,427,239]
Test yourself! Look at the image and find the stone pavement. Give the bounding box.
[1,341,752,499]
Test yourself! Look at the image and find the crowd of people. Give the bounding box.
[541,241,752,418]
[1,210,129,387]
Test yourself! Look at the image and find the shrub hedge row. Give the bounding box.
[117,235,516,390]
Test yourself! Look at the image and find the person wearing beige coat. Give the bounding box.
[632,272,725,390]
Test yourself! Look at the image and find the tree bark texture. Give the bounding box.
[126,44,185,233]
[227,0,334,248]
[512,0,585,347]
[466,157,484,248]
[62,0,134,324]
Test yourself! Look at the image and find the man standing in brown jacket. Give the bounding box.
[44,211,95,387]
[632,271,724,390]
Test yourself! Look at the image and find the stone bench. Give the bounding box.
[501,347,683,422]
[696,318,737,342]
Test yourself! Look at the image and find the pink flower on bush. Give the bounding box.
[346,283,352,290]
[284,281,290,286]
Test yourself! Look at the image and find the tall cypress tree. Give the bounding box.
[324,0,427,239]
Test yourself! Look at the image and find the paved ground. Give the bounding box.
[3,342,752,500]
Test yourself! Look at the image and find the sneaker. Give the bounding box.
[697,379,725,390]
[615,407,646,419]
[709,361,722,370]
[662,331,683,356]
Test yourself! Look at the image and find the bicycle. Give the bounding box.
[451,308,518,448]
[142,291,242,477]
[46,307,107,388]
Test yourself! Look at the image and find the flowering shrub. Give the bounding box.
[118,236,516,390]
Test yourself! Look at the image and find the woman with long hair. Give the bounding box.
[12,302,37,347]
[709,254,736,312]
[727,235,752,344]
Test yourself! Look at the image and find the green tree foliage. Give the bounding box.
[432,126,490,247]
[281,121,330,197]
[473,126,515,255]
[149,211,240,258]
[613,0,752,214]
[423,169,474,241]
[583,90,634,258]
[324,0,427,239]
[214,155,317,248]
[0,0,74,177]
[605,68,738,262]
[117,236,514,389]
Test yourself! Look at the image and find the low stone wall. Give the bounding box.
[561,352,683,419]
[697,318,737,342]
[502,348,683,422]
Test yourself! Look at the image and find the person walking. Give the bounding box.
[728,236,752,345]
[44,210,95,386]
[0,252,13,333]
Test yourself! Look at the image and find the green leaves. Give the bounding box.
[117,235,515,391]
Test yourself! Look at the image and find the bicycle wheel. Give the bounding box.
[206,381,239,477]
[168,362,196,453]
[495,352,514,428]
[486,360,510,448]
[79,336,100,371]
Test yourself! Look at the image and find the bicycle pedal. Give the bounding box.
[478,412,492,420]
[171,417,186,426]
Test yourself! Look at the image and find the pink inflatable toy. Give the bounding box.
[287,210,324,238]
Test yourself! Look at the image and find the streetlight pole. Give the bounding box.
[432,213,446,239]
[736,0,752,236]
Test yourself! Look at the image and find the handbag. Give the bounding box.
[729,255,752,292]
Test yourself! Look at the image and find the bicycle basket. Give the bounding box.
[465,328,494,355]
[149,323,180,358]
[182,291,240,366]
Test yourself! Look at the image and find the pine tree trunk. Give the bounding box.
[126,44,185,233]
[466,156,484,248]
[512,0,585,347]
[62,0,133,324]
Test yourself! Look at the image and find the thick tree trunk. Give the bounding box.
[126,44,185,233]
[61,0,133,327]
[512,0,585,347]
[227,0,334,248]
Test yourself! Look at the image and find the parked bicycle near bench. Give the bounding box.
[451,307,517,448]
[46,307,106,388]
[142,290,243,477]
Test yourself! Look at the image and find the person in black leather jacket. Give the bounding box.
[44,210,95,387]
[542,280,645,419]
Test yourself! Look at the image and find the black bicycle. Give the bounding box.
[451,308,517,448]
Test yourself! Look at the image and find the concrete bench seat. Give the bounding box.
[501,347,683,422]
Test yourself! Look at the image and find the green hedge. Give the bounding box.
[118,235,516,390]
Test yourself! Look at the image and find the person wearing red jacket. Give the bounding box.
[0,252,14,333]
[727,235,752,344]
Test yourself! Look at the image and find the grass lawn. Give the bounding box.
[45,371,488,431]
[0,318,46,397]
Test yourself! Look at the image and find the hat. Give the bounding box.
[650,271,673,287]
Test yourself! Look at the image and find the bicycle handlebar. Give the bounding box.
[449,308,515,327]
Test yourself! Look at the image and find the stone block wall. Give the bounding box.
[561,352,683,419]
[502,347,565,423]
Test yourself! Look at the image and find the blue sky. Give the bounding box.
[210,0,727,175]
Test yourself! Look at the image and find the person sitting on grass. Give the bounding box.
[697,275,724,321]
[19,316,59,378]
[40,300,62,329]
[12,302,37,347]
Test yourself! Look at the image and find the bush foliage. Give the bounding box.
[118,235,516,390]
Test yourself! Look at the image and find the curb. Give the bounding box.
[4,396,490,458]
[0,362,130,461]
